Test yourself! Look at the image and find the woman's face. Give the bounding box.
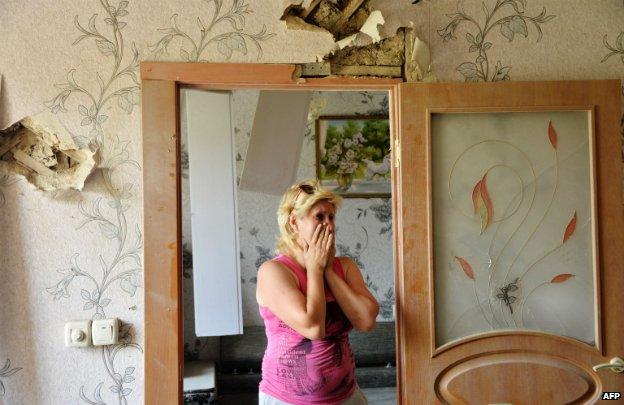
[292,200,336,247]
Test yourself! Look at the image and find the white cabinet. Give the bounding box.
[182,88,242,336]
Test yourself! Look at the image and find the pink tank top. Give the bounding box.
[258,254,356,405]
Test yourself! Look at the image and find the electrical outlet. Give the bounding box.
[65,320,92,347]
[92,318,119,346]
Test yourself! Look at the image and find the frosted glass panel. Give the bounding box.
[432,111,597,347]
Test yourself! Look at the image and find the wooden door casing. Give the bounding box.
[140,62,402,404]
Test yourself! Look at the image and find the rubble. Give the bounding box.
[282,0,435,82]
[0,111,96,192]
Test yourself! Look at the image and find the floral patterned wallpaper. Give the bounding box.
[0,0,622,403]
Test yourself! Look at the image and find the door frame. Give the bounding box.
[140,62,405,404]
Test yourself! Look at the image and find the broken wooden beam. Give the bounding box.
[0,130,24,157]
[300,62,332,77]
[300,0,322,19]
[331,64,402,77]
[329,29,405,66]
[12,149,55,176]
[308,0,342,31]
[331,0,366,33]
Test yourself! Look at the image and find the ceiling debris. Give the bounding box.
[404,26,436,82]
[282,0,435,82]
[0,111,96,192]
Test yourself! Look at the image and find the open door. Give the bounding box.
[396,80,624,403]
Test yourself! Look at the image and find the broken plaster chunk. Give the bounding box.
[358,9,384,43]
[369,0,419,39]
[331,29,405,66]
[282,0,418,65]
[12,149,56,176]
[0,111,97,192]
[282,0,318,12]
[281,0,321,20]
[284,15,330,34]
[404,27,437,82]
[335,9,385,49]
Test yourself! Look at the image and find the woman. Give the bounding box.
[256,180,380,405]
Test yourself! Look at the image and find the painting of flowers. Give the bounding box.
[316,115,391,197]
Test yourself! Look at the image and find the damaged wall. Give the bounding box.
[283,0,420,78]
[0,0,623,404]
[0,112,96,192]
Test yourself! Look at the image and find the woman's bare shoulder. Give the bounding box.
[256,258,300,306]
[257,259,299,286]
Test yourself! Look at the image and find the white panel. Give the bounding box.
[239,91,311,195]
[184,88,242,336]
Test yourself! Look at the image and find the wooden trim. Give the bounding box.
[425,105,598,113]
[587,106,603,354]
[142,79,182,405]
[432,330,603,357]
[141,62,300,84]
[141,62,402,403]
[390,85,404,405]
[141,62,403,89]
[425,106,436,361]
[184,78,402,91]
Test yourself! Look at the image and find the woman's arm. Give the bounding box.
[324,257,379,331]
[256,224,333,340]
[257,260,326,339]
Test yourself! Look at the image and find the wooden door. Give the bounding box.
[396,80,624,404]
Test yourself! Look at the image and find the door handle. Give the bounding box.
[593,357,624,373]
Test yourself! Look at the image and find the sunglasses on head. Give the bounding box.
[295,183,314,200]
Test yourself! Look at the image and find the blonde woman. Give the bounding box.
[256,180,379,405]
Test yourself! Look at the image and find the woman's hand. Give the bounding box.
[325,238,336,271]
[301,224,333,275]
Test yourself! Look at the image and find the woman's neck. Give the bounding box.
[284,249,306,271]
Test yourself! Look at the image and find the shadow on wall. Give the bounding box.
[0,177,34,402]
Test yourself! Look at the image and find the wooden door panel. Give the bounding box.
[437,352,598,404]
[397,81,624,404]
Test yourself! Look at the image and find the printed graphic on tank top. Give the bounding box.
[258,254,357,405]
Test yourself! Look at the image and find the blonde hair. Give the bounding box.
[275,179,342,255]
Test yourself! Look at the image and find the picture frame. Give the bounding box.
[315,114,391,198]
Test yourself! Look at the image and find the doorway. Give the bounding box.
[141,62,403,405]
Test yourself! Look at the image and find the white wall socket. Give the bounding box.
[92,318,119,346]
[65,320,92,347]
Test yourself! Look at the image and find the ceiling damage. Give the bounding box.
[282,0,436,81]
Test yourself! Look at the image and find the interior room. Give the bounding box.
[181,88,396,404]
[1,0,624,404]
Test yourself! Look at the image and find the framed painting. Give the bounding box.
[315,115,391,198]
